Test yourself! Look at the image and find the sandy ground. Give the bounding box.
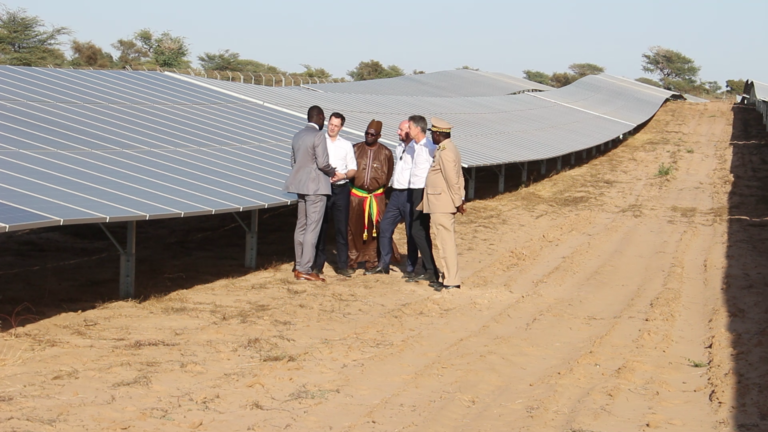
[0,100,767,431]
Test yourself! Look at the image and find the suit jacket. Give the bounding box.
[284,124,336,195]
[422,138,466,214]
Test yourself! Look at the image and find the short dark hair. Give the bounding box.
[307,105,324,121]
[408,115,428,134]
[329,112,345,126]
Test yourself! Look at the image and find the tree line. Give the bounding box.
[0,6,747,93]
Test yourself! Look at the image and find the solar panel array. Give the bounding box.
[0,67,679,233]
[745,79,768,129]
[0,66,309,232]
[303,69,553,96]
[173,73,673,167]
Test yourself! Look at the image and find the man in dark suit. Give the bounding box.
[284,106,341,282]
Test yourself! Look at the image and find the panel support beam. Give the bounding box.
[570,152,575,165]
[592,146,597,156]
[233,210,259,269]
[540,160,546,175]
[583,150,587,159]
[521,162,528,187]
[557,157,562,172]
[495,165,505,193]
[466,167,476,200]
[99,222,136,299]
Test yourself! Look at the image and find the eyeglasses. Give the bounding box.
[365,132,378,137]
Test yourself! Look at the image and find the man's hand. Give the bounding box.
[457,203,467,215]
[330,172,345,183]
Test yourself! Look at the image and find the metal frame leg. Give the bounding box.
[521,162,528,187]
[497,165,505,193]
[99,221,136,299]
[570,153,575,165]
[233,210,259,269]
[466,167,476,200]
[540,160,546,175]
[557,157,562,172]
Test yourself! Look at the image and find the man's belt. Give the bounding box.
[350,186,385,240]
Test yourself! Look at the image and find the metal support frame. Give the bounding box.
[592,146,597,156]
[99,222,136,299]
[521,162,528,186]
[540,160,546,175]
[466,167,476,200]
[582,150,587,159]
[570,152,575,165]
[608,139,613,149]
[600,143,604,151]
[557,157,562,172]
[233,210,259,269]
[498,165,505,193]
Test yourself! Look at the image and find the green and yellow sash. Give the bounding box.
[350,186,385,240]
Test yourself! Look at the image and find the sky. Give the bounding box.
[11,0,767,86]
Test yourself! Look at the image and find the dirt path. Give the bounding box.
[0,100,761,431]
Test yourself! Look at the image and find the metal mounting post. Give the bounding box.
[233,210,259,269]
[583,150,587,159]
[557,157,562,172]
[466,167,476,200]
[540,160,546,175]
[592,146,597,156]
[496,165,505,193]
[99,221,136,299]
[521,162,528,186]
[600,143,604,151]
[570,152,575,165]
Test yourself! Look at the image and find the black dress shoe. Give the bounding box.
[364,266,389,275]
[406,273,436,283]
[312,268,324,275]
[401,271,415,279]
[432,283,460,292]
[336,268,354,277]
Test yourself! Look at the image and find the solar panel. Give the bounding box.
[174,73,667,167]
[0,67,312,233]
[303,69,553,96]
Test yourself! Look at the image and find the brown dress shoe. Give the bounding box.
[295,272,326,282]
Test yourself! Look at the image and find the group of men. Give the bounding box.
[284,106,466,291]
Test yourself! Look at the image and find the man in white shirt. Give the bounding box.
[374,115,439,282]
[313,112,358,277]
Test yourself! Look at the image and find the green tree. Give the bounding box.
[701,80,721,94]
[641,46,701,90]
[457,65,479,71]
[295,64,332,79]
[347,59,404,81]
[197,49,241,71]
[69,40,114,68]
[726,79,745,94]
[114,28,189,69]
[522,69,551,85]
[111,38,149,68]
[412,69,425,75]
[549,72,576,88]
[635,77,662,88]
[568,62,605,78]
[0,6,71,66]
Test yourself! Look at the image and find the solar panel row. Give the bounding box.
[0,67,678,233]
[174,73,672,166]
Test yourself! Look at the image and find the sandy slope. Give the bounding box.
[0,100,762,431]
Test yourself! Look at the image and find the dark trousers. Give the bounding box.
[313,183,351,270]
[379,188,437,277]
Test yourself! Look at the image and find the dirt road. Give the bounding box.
[1,100,765,431]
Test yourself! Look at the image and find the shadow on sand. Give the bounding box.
[726,104,768,430]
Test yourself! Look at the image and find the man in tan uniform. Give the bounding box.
[421,117,466,291]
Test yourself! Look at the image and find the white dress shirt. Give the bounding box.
[391,137,436,189]
[325,133,357,184]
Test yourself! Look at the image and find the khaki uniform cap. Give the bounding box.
[429,117,452,133]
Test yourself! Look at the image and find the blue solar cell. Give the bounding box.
[0,202,55,227]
